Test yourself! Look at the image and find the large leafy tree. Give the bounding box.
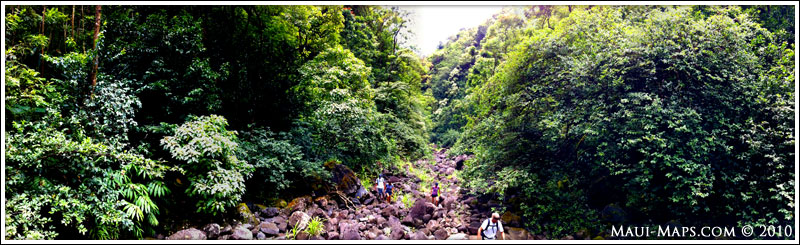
[457,6,794,237]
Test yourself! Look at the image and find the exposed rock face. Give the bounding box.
[167,228,207,240]
[328,162,364,196]
[506,227,533,240]
[501,211,522,227]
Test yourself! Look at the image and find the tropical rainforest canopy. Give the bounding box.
[3,4,795,240]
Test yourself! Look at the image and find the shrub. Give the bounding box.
[237,127,327,198]
[5,120,172,239]
[161,115,253,216]
[304,216,326,237]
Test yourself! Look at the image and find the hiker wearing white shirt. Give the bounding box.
[476,212,505,240]
[375,174,386,201]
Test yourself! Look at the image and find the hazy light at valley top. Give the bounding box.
[396,5,505,57]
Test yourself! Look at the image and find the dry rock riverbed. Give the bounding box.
[163,148,554,240]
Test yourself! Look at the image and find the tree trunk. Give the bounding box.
[39,6,46,72]
[71,6,75,41]
[89,5,101,91]
[81,6,85,52]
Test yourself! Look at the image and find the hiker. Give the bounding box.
[375,174,386,201]
[476,212,505,240]
[385,182,394,203]
[431,182,440,206]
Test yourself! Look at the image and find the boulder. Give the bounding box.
[411,230,428,240]
[217,235,230,240]
[314,196,328,208]
[327,231,340,240]
[433,209,446,219]
[231,226,253,240]
[236,203,258,225]
[381,205,397,217]
[220,224,232,234]
[283,196,311,216]
[443,196,457,210]
[425,219,440,231]
[401,215,414,226]
[288,211,311,231]
[457,225,468,233]
[389,216,405,240]
[274,216,288,231]
[309,235,324,240]
[295,232,309,240]
[434,228,449,240]
[408,199,434,221]
[261,207,280,217]
[422,214,432,223]
[307,207,327,219]
[328,161,364,196]
[339,221,362,240]
[468,221,481,235]
[201,223,220,240]
[501,212,522,227]
[258,222,279,236]
[167,228,207,240]
[363,197,374,205]
[376,234,389,240]
[256,232,266,240]
[505,227,531,240]
[447,233,469,240]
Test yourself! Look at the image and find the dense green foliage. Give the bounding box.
[428,5,795,238]
[5,5,431,239]
[3,4,795,241]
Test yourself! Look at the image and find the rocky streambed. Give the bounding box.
[162,148,553,240]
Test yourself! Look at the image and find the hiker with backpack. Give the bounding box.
[375,174,386,201]
[476,212,505,240]
[431,182,440,207]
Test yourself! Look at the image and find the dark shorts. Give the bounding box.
[431,194,438,197]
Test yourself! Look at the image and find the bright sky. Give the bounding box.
[395,6,506,57]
